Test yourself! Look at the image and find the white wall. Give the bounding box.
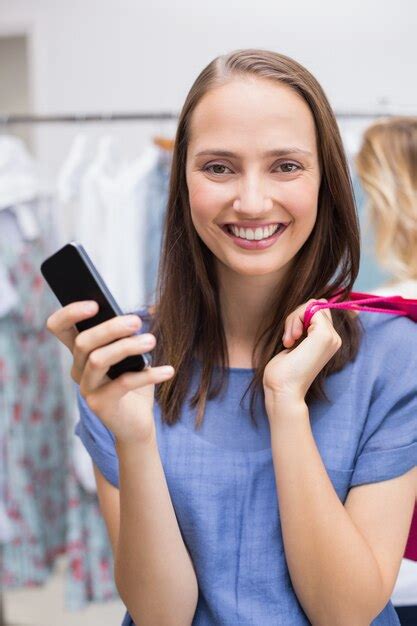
[0,34,33,149]
[0,0,416,181]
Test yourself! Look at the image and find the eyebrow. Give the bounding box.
[194,147,313,158]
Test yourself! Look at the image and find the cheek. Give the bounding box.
[284,183,319,230]
[188,178,225,228]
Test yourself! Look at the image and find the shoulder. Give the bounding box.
[357,311,417,357]
[349,311,417,396]
[353,312,417,421]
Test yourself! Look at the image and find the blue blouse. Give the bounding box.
[75,309,417,625]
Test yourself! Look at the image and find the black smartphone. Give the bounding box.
[40,241,151,379]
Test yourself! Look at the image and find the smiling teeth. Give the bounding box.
[229,224,280,240]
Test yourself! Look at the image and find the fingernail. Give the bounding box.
[140,334,154,346]
[160,366,174,376]
[84,302,97,313]
[126,315,140,328]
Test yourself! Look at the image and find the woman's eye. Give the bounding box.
[203,163,232,175]
[276,162,301,173]
[202,162,301,176]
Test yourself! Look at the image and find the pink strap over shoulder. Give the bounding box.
[303,290,417,332]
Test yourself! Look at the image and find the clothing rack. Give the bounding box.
[0,108,414,125]
[0,112,178,124]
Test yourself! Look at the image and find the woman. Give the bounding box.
[46,49,417,625]
[356,116,417,626]
[356,117,417,300]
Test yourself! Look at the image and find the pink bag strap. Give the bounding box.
[303,291,411,332]
[405,507,417,561]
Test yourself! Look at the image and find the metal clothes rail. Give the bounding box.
[0,108,414,125]
[0,112,178,124]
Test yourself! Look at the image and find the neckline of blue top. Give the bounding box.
[190,309,366,374]
[192,356,255,373]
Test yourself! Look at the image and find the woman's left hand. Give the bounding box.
[262,298,342,405]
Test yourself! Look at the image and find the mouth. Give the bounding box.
[221,222,288,241]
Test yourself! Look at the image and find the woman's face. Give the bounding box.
[185,77,321,279]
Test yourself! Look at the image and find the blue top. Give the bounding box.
[75,309,417,625]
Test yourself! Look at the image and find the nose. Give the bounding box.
[233,174,273,214]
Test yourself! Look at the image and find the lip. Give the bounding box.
[220,223,288,250]
[221,221,289,228]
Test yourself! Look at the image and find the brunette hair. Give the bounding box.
[145,48,363,428]
[355,116,417,280]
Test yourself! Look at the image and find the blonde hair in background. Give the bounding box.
[355,116,417,280]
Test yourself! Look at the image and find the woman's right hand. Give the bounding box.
[46,300,175,445]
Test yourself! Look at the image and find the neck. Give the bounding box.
[217,263,284,345]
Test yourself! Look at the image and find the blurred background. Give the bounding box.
[0,0,416,624]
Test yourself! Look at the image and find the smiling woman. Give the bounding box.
[72,48,416,626]
[153,48,362,426]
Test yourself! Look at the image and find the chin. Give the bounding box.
[226,259,287,277]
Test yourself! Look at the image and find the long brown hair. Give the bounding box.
[355,116,417,280]
[145,48,363,429]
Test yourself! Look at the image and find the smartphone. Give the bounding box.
[40,241,151,379]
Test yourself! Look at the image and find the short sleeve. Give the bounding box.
[350,319,417,487]
[74,383,119,487]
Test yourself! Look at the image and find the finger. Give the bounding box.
[314,299,333,325]
[305,298,333,329]
[292,314,304,342]
[283,299,315,346]
[282,317,292,346]
[294,299,318,336]
[81,333,156,392]
[73,313,143,374]
[85,365,175,407]
[306,303,340,351]
[283,315,297,346]
[46,300,99,351]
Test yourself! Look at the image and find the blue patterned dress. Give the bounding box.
[0,201,69,587]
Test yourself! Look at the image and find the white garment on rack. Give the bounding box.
[57,133,91,206]
[77,135,125,271]
[56,133,92,244]
[0,136,42,240]
[13,203,40,240]
[370,279,417,606]
[0,135,43,210]
[77,140,159,312]
[0,137,41,317]
[100,142,160,312]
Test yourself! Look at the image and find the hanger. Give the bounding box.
[153,135,174,152]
